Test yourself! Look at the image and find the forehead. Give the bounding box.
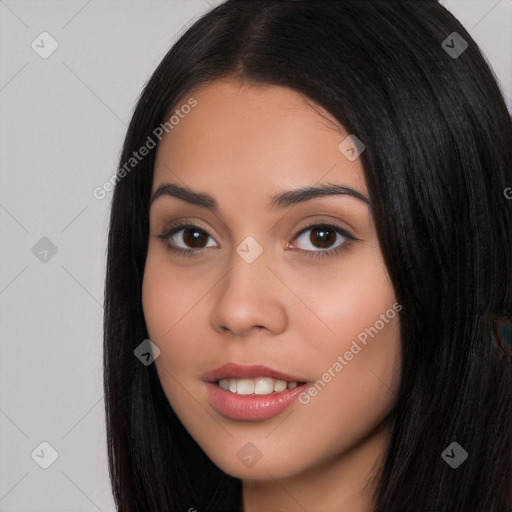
[152,79,367,206]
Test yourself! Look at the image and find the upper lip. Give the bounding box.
[204,363,306,383]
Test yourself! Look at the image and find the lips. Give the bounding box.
[204,363,310,421]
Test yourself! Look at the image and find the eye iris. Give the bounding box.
[310,226,335,248]
[183,228,207,248]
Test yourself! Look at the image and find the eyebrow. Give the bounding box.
[149,182,370,211]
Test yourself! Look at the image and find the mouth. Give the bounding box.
[204,363,310,421]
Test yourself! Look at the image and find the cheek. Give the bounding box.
[142,251,205,341]
[323,315,400,417]
[296,243,398,360]
[291,246,401,422]
[293,311,401,469]
[141,252,213,383]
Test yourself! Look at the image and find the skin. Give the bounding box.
[142,78,402,512]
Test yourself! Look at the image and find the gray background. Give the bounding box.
[1,1,511,510]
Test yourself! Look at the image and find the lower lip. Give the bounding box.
[206,382,308,421]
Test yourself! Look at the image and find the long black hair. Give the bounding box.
[103,1,512,510]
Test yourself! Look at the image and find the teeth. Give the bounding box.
[217,377,299,395]
[274,380,287,392]
[254,377,273,395]
[236,379,254,395]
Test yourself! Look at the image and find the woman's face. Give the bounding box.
[142,79,401,484]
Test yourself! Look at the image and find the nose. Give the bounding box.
[209,245,288,338]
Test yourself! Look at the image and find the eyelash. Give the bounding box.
[156,221,357,260]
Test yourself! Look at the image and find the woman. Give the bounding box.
[103,1,512,510]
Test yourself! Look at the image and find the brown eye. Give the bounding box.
[157,223,218,253]
[182,227,209,248]
[308,226,337,248]
[295,224,357,256]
